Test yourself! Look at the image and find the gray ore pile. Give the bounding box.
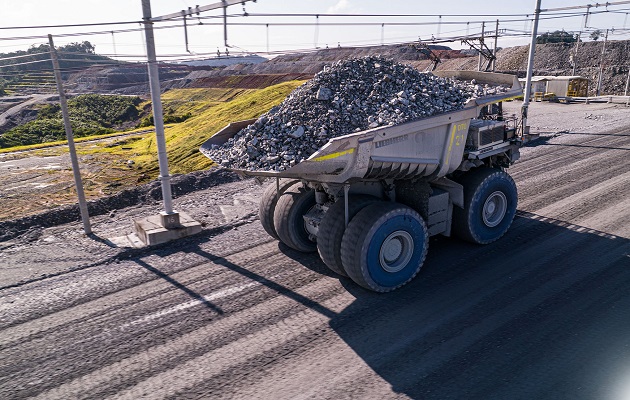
[206,56,507,171]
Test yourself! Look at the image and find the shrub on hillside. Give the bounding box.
[0,94,140,148]
[136,112,193,128]
[536,30,579,44]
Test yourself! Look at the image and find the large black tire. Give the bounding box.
[340,202,429,292]
[317,195,380,276]
[452,167,518,244]
[259,179,299,240]
[273,182,317,253]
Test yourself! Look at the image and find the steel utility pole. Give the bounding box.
[478,21,485,71]
[492,19,499,72]
[596,29,609,96]
[48,35,92,235]
[572,31,581,76]
[141,0,178,227]
[522,0,542,136]
[223,1,229,47]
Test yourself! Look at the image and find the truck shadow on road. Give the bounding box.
[120,211,629,400]
[323,212,630,400]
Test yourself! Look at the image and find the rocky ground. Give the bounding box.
[0,99,629,399]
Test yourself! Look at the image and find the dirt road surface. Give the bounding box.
[1,101,629,399]
[0,94,57,128]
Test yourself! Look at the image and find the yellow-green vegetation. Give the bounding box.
[160,87,255,115]
[134,81,302,175]
[0,81,304,220]
[83,80,303,179]
[0,125,159,154]
[136,87,256,128]
[0,87,245,154]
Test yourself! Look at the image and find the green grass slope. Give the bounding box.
[159,87,254,116]
[0,81,304,221]
[125,80,303,176]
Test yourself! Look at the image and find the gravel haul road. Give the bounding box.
[1,101,629,399]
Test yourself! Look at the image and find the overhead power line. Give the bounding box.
[237,8,630,18]
[0,23,183,42]
[0,7,608,41]
[0,59,51,67]
[540,0,630,12]
[0,20,143,31]
[0,1,629,69]
[0,4,627,46]
[150,0,256,21]
[0,51,49,61]
[1,1,629,31]
[247,12,535,18]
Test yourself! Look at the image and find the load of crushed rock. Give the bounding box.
[206,56,508,171]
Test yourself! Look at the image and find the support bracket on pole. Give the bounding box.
[461,37,497,72]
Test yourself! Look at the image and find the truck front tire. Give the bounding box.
[273,182,318,253]
[340,202,428,292]
[452,167,517,244]
[259,178,299,240]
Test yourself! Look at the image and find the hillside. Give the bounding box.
[0,41,118,95]
[0,81,302,220]
[77,81,302,181]
[66,64,192,93]
[438,41,630,95]
[169,41,630,96]
[6,40,627,98]
[0,94,145,148]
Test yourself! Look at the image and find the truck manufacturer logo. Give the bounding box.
[375,134,408,149]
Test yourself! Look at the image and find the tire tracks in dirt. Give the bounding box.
[1,103,629,399]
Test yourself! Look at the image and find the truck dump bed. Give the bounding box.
[200,71,522,184]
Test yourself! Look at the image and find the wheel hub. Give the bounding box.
[303,204,324,240]
[379,230,414,273]
[482,191,508,227]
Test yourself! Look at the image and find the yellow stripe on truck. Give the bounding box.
[313,148,355,161]
[444,124,458,165]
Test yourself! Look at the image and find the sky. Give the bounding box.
[1,0,629,61]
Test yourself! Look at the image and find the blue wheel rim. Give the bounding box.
[365,215,426,288]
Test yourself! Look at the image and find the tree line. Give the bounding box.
[0,41,115,95]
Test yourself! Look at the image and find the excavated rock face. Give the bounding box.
[206,56,507,171]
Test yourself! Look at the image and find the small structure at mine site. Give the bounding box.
[520,75,589,101]
[520,76,549,100]
[545,76,589,97]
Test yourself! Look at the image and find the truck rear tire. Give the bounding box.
[273,182,317,253]
[340,202,429,292]
[259,178,299,240]
[317,195,380,276]
[452,167,517,244]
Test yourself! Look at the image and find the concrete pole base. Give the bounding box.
[160,211,180,229]
[133,211,201,246]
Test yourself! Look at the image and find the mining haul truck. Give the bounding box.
[201,71,526,292]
